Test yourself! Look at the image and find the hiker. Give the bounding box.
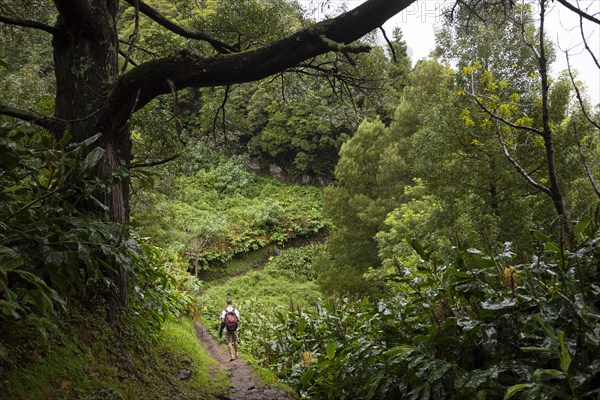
[220,298,240,361]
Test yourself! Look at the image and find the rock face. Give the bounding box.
[178,370,192,380]
[247,159,261,171]
[300,175,311,185]
[269,163,283,177]
[247,158,332,187]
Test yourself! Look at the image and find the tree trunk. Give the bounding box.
[537,0,574,247]
[52,0,130,326]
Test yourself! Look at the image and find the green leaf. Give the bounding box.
[406,236,427,259]
[326,340,336,360]
[574,215,591,237]
[558,330,571,373]
[532,368,564,381]
[481,299,516,311]
[534,314,556,345]
[504,383,534,400]
[545,241,561,252]
[0,58,8,69]
[297,317,307,334]
[78,132,103,149]
[79,147,105,176]
[301,368,314,387]
[532,230,551,242]
[520,346,550,353]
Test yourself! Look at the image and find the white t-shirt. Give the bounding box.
[221,306,239,320]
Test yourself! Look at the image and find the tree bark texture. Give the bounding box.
[52,0,129,325]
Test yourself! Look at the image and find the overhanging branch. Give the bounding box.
[105,0,413,135]
[556,0,600,25]
[0,14,59,35]
[123,0,238,54]
[0,104,56,132]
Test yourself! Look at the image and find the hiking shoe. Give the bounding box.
[230,356,235,362]
[235,353,239,359]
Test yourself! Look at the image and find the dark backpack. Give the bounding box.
[224,309,238,331]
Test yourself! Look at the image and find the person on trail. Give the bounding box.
[220,298,240,361]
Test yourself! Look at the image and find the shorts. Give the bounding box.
[225,330,238,344]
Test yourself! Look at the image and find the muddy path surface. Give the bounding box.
[194,322,293,400]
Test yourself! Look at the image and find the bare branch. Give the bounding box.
[212,85,231,137]
[0,104,56,132]
[121,0,140,74]
[495,126,552,195]
[119,39,159,57]
[556,0,600,25]
[119,49,138,67]
[0,14,59,35]
[130,153,180,169]
[379,26,396,62]
[519,0,540,60]
[166,79,185,145]
[122,0,238,54]
[574,122,600,198]
[566,52,600,130]
[578,14,600,69]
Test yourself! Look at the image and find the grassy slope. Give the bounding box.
[2,315,226,400]
[198,244,325,335]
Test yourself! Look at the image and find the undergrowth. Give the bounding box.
[132,150,327,271]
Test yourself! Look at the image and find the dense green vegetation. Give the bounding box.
[132,150,326,271]
[2,0,600,399]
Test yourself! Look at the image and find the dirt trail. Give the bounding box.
[194,322,292,400]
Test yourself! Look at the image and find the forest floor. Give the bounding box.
[194,322,292,400]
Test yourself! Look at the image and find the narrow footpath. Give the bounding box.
[194,322,292,400]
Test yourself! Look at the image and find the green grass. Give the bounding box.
[158,318,228,394]
[198,244,326,337]
[196,243,278,284]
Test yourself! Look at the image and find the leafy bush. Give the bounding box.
[236,217,600,399]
